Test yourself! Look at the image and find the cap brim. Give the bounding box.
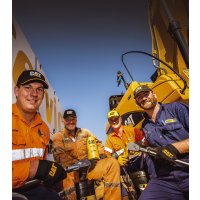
[64,114,77,118]
[108,114,120,119]
[134,89,151,98]
[21,78,49,89]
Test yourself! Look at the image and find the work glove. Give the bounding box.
[90,159,99,170]
[128,141,142,158]
[118,155,128,166]
[156,144,180,163]
[99,154,107,159]
[35,160,67,186]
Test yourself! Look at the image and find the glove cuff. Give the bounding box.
[35,160,49,179]
[99,154,107,159]
[167,144,180,156]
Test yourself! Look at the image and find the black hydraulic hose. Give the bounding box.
[121,54,134,82]
[160,0,189,68]
[121,51,188,94]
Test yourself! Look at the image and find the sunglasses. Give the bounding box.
[65,117,77,123]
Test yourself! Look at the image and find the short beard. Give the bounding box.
[66,127,76,136]
[138,98,157,110]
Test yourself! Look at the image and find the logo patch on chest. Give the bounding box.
[164,118,177,124]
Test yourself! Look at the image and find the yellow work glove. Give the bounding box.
[118,154,128,166]
[129,150,140,156]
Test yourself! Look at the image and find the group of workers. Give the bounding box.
[12,70,189,200]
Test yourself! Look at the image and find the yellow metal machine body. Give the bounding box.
[108,0,189,130]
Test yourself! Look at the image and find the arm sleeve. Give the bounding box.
[104,137,114,157]
[174,102,189,132]
[41,123,50,159]
[12,161,30,188]
[134,128,145,142]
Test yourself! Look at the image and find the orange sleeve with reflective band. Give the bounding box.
[105,126,139,157]
[104,136,114,157]
[12,104,50,188]
[104,130,127,157]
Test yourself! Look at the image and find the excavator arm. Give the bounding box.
[108,0,189,131]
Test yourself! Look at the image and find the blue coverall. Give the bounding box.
[139,102,189,200]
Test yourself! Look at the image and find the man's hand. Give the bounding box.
[156,144,180,163]
[35,160,67,186]
[118,155,128,166]
[99,154,107,159]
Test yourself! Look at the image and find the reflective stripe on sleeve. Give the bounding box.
[116,148,124,155]
[12,148,45,161]
[104,147,113,153]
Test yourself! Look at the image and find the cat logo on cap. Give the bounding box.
[30,71,42,78]
[67,111,73,115]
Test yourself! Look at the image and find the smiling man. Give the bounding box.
[134,85,189,200]
[104,110,153,199]
[12,70,66,200]
[52,109,121,200]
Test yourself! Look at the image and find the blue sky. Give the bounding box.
[13,0,155,143]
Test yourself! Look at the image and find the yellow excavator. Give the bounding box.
[13,1,189,200]
[108,0,189,130]
[107,1,189,199]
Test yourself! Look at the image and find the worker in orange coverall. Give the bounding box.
[105,110,155,199]
[52,109,121,200]
[12,70,66,200]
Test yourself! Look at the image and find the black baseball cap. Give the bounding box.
[134,85,152,98]
[63,109,77,118]
[16,70,49,89]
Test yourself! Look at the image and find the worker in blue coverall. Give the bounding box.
[133,85,189,200]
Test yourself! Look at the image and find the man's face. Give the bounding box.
[64,116,77,131]
[135,91,157,110]
[14,82,44,113]
[108,116,122,129]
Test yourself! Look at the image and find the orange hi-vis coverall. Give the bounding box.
[12,104,50,189]
[104,125,144,157]
[105,126,145,198]
[53,128,121,200]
